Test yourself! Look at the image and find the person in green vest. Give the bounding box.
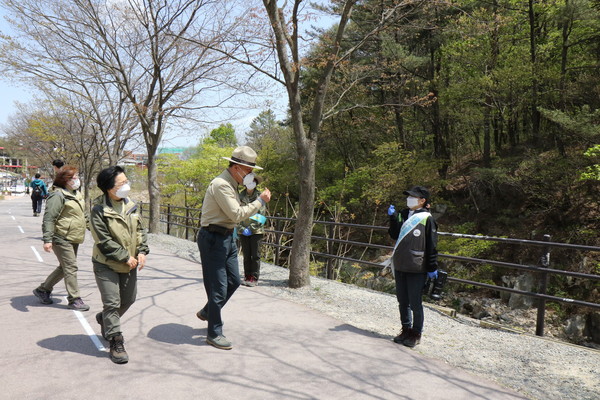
[33,166,89,311]
[238,175,267,287]
[387,186,439,348]
[90,165,149,364]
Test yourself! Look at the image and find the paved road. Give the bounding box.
[0,195,528,399]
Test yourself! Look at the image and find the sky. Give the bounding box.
[0,2,335,151]
[0,8,289,150]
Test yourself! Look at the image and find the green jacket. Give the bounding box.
[237,188,267,235]
[42,187,87,244]
[90,194,149,273]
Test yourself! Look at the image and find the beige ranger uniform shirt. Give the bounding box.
[200,169,264,229]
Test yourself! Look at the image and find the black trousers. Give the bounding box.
[31,195,43,213]
[239,234,263,280]
[394,271,427,334]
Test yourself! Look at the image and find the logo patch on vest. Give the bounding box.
[413,230,421,237]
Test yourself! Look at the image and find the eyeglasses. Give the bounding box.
[114,180,130,188]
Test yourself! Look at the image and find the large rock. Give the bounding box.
[564,314,587,340]
[508,273,537,310]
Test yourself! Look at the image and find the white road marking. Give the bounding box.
[11,215,15,220]
[18,226,24,233]
[66,297,107,352]
[30,246,44,262]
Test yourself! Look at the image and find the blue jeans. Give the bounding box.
[394,271,427,334]
[197,229,241,338]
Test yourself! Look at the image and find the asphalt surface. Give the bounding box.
[0,195,529,399]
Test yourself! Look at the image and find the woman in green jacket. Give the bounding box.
[33,166,89,311]
[90,166,149,364]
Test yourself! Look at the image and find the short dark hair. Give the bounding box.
[34,173,41,179]
[53,166,78,189]
[52,159,65,169]
[96,166,125,194]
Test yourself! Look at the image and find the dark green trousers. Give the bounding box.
[39,238,80,302]
[93,261,137,339]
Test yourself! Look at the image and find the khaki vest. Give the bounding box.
[54,188,86,244]
[91,196,143,273]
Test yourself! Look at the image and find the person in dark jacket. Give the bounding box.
[30,173,48,216]
[387,186,438,348]
[32,166,88,310]
[90,166,149,364]
[238,175,267,287]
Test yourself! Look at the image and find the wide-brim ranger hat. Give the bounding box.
[222,146,263,170]
[403,186,430,201]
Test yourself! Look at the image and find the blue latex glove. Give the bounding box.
[387,205,396,216]
[428,270,438,279]
[242,227,252,236]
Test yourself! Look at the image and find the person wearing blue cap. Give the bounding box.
[387,186,439,347]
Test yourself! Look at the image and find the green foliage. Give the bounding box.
[157,143,234,208]
[438,223,498,258]
[580,144,600,181]
[205,123,237,148]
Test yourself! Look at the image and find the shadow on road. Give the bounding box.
[147,323,207,346]
[38,334,106,358]
[11,295,66,313]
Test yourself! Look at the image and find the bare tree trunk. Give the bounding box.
[289,118,316,287]
[483,103,491,167]
[528,0,541,144]
[146,150,160,233]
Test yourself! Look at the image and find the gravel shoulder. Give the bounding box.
[148,233,600,400]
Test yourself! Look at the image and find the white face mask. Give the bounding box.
[243,172,256,189]
[406,196,420,209]
[115,183,131,199]
[69,178,81,190]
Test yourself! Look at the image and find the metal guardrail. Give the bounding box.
[139,203,600,337]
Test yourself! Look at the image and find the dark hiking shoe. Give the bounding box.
[206,335,232,350]
[393,327,411,344]
[109,335,129,364]
[33,288,53,305]
[196,309,208,321]
[96,312,106,340]
[68,298,90,311]
[403,331,421,348]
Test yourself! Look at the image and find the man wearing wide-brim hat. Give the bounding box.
[196,146,271,350]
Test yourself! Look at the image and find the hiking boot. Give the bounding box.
[33,288,53,305]
[109,335,129,364]
[96,312,106,340]
[402,330,421,348]
[393,327,411,344]
[206,335,232,350]
[68,298,90,311]
[196,309,208,321]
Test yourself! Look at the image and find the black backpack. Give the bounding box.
[32,183,43,197]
